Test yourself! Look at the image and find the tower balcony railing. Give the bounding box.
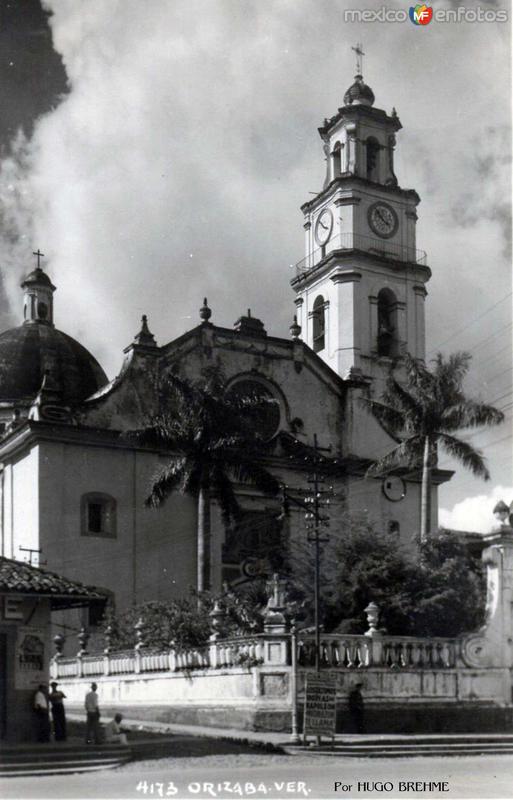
[293,233,427,277]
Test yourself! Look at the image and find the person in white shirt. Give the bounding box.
[33,684,50,742]
[84,682,101,744]
[104,713,128,745]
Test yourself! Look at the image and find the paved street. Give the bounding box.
[2,735,512,800]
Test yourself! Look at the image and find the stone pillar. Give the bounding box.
[460,514,513,671]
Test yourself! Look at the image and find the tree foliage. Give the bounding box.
[319,522,486,637]
[131,369,280,592]
[364,352,504,539]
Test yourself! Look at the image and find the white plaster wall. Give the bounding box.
[38,441,197,613]
[2,448,39,562]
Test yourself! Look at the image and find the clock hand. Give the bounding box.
[319,221,328,229]
[376,209,388,225]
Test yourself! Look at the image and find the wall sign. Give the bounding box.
[15,627,47,690]
[303,673,337,739]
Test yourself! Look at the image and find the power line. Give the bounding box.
[428,291,513,354]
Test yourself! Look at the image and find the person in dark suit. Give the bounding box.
[49,681,67,741]
[348,682,365,733]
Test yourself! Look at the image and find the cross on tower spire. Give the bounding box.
[32,249,45,269]
[351,42,365,76]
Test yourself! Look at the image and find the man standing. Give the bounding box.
[84,682,101,744]
[348,682,365,733]
[49,681,67,741]
[33,684,50,742]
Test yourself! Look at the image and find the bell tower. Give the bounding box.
[291,47,431,383]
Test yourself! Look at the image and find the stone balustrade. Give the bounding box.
[51,629,457,680]
[297,633,455,669]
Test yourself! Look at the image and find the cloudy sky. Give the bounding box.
[0,0,511,529]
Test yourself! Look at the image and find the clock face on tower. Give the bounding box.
[368,202,399,239]
[314,208,333,246]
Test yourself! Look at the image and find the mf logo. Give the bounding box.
[409,4,433,24]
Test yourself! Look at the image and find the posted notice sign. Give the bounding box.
[303,673,337,738]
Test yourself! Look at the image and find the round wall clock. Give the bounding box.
[368,202,399,239]
[382,476,406,502]
[314,208,333,246]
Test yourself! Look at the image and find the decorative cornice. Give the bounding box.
[334,196,361,207]
[405,211,418,220]
[301,175,420,214]
[303,221,311,230]
[319,104,402,139]
[294,297,304,306]
[330,269,362,285]
[413,284,428,297]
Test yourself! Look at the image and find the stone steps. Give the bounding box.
[0,743,131,777]
[285,735,513,758]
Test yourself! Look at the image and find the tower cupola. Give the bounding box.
[21,250,56,326]
[343,74,375,107]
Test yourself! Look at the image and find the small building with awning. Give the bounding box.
[0,556,105,742]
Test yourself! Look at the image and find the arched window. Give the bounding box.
[81,493,117,538]
[366,137,381,182]
[332,141,343,178]
[312,295,326,353]
[377,288,397,357]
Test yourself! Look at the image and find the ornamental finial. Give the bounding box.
[134,314,156,347]
[290,315,301,340]
[199,297,212,322]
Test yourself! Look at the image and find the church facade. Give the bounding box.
[0,69,452,641]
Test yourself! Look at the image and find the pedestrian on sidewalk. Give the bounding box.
[49,681,67,741]
[104,713,128,745]
[84,682,101,744]
[33,684,51,742]
[348,682,366,733]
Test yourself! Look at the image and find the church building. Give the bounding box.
[0,65,453,642]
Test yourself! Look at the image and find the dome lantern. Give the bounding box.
[21,250,56,327]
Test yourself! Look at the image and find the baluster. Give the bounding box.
[358,639,370,668]
[441,642,452,667]
[346,642,356,668]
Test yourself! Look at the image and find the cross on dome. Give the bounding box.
[351,42,365,77]
[32,249,45,269]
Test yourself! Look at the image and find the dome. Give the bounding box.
[21,267,55,289]
[343,74,375,107]
[0,324,108,406]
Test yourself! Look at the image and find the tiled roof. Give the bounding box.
[0,557,106,608]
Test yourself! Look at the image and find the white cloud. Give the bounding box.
[439,485,513,533]
[0,0,510,505]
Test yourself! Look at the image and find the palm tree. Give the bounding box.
[364,352,504,542]
[135,372,280,594]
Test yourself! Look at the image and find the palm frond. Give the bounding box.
[438,433,490,480]
[365,436,424,477]
[441,401,504,431]
[230,458,281,495]
[383,378,425,430]
[360,397,406,432]
[145,458,186,507]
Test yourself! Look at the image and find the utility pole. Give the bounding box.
[304,434,331,673]
[279,433,333,671]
